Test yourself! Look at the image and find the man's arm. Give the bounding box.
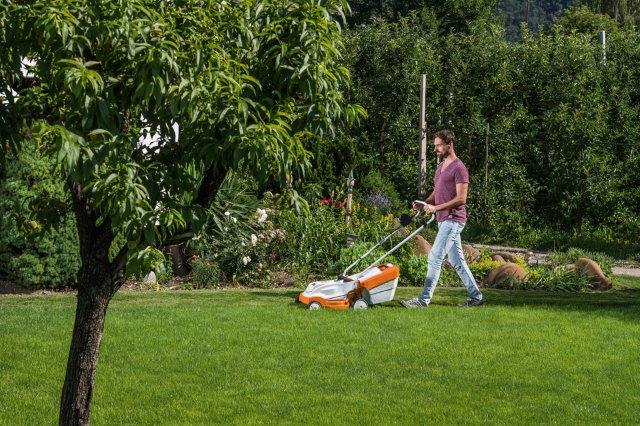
[426,183,468,213]
[413,190,435,211]
[425,190,435,205]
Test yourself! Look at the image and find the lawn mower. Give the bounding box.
[297,201,435,310]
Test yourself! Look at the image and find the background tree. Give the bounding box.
[583,0,640,26]
[0,0,362,423]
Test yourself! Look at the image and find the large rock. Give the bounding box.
[462,244,481,263]
[411,235,431,257]
[143,271,157,284]
[484,263,528,287]
[574,258,612,290]
[490,251,520,263]
[491,254,506,264]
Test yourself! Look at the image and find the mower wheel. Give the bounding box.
[308,302,322,310]
[352,298,368,310]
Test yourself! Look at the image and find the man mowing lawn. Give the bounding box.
[400,129,484,308]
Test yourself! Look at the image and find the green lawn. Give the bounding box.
[1,278,640,424]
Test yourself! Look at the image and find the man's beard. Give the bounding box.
[437,148,451,160]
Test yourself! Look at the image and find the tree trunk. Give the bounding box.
[169,244,189,277]
[59,278,113,425]
[60,181,126,425]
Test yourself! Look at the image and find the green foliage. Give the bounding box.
[349,0,499,33]
[327,7,640,253]
[547,247,614,275]
[1,0,363,280]
[190,259,222,289]
[0,146,79,288]
[469,257,504,282]
[358,170,403,214]
[329,242,391,276]
[479,247,613,292]
[497,0,575,40]
[531,266,597,292]
[554,5,621,35]
[275,205,348,273]
[581,0,640,27]
[126,246,166,279]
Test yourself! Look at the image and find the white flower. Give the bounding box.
[256,208,268,223]
[242,256,251,265]
[154,220,160,226]
[251,234,258,246]
[224,211,231,216]
[232,217,237,223]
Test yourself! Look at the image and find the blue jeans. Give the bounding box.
[419,220,483,305]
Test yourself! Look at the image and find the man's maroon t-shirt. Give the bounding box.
[433,158,469,223]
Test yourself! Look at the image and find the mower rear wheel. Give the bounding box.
[308,301,322,310]
[352,298,368,310]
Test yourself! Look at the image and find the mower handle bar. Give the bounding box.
[361,213,435,274]
[340,200,434,278]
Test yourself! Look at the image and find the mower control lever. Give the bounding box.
[412,200,427,217]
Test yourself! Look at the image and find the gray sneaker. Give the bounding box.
[459,297,484,308]
[400,298,428,308]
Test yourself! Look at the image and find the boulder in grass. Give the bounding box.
[491,254,506,264]
[491,251,519,263]
[411,235,431,257]
[574,257,613,290]
[462,244,481,263]
[143,271,157,284]
[484,262,528,287]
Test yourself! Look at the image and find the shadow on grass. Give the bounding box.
[247,289,299,299]
[245,287,640,320]
[444,287,640,321]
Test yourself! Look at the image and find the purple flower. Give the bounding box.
[364,191,391,211]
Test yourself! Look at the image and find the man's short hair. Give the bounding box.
[434,129,455,145]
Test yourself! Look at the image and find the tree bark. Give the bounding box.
[59,274,113,425]
[195,165,227,208]
[169,244,189,276]
[59,182,124,425]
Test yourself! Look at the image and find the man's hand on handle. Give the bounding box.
[425,204,437,214]
[413,200,437,214]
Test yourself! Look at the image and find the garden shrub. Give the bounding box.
[0,146,79,288]
[546,248,613,276]
[358,171,403,214]
[469,257,504,282]
[529,266,598,292]
[329,242,392,277]
[190,259,223,289]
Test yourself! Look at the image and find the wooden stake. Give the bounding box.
[418,74,427,198]
[346,170,355,225]
[484,123,489,189]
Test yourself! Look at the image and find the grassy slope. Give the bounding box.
[1,280,639,424]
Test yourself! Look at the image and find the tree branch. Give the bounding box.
[194,164,227,208]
